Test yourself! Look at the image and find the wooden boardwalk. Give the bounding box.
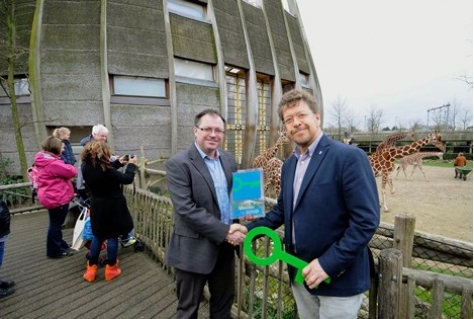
[0,211,210,319]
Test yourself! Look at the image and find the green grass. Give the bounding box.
[415,287,461,319]
[394,159,473,169]
[411,261,472,318]
[421,160,473,169]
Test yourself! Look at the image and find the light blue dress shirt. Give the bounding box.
[195,142,231,225]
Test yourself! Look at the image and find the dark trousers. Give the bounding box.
[0,239,5,268]
[174,244,235,319]
[88,236,118,265]
[46,204,70,257]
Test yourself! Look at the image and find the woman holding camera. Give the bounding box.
[80,140,137,282]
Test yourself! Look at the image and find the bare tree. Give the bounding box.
[345,114,359,134]
[430,108,447,131]
[459,106,473,131]
[448,98,462,131]
[407,119,423,133]
[366,105,384,134]
[456,75,473,89]
[329,96,349,141]
[0,0,30,181]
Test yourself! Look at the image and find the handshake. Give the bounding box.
[225,224,248,246]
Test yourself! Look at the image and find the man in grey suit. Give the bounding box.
[166,109,244,319]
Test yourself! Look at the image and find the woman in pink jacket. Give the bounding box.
[34,136,77,258]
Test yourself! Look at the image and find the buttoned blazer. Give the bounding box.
[165,143,237,274]
[248,134,380,296]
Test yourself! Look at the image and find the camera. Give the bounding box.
[122,154,135,161]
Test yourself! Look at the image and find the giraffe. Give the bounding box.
[252,129,288,168]
[369,130,445,212]
[395,152,444,181]
[265,157,283,197]
[376,131,415,153]
[252,129,288,194]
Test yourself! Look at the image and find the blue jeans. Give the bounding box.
[88,236,118,266]
[46,204,70,257]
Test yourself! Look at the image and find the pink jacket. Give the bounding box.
[34,151,77,209]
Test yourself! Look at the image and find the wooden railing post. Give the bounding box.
[137,146,146,190]
[393,213,416,266]
[378,248,403,319]
[393,213,416,317]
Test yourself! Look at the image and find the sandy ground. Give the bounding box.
[377,165,473,242]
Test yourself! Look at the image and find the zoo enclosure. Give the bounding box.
[1,167,472,319]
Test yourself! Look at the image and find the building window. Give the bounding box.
[299,72,311,89]
[168,0,208,22]
[225,66,247,165]
[282,81,294,93]
[254,74,272,157]
[242,0,262,8]
[0,77,29,96]
[111,76,167,98]
[174,58,215,82]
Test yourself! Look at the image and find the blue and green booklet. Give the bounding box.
[231,168,265,219]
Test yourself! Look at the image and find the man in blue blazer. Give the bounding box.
[243,89,380,318]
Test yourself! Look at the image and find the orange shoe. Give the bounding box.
[105,260,121,281]
[83,262,98,282]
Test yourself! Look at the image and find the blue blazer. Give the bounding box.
[248,134,380,296]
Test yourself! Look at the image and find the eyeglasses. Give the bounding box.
[198,127,225,135]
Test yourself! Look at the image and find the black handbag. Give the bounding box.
[0,200,11,238]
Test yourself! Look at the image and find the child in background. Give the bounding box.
[53,127,76,166]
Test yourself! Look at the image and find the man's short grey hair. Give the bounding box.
[92,124,108,136]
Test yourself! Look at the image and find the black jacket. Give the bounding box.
[81,162,135,238]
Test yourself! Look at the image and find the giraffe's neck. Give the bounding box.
[262,138,283,160]
[390,136,431,159]
[376,132,412,151]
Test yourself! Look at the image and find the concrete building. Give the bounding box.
[0,0,323,174]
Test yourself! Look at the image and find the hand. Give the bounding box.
[119,155,129,164]
[240,215,260,221]
[302,259,329,289]
[225,224,248,246]
[128,156,138,164]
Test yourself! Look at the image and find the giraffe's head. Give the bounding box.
[278,127,290,145]
[430,130,445,152]
[406,131,416,140]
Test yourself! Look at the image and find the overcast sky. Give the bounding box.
[297,0,473,129]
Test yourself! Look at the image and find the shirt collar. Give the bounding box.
[195,141,220,160]
[293,132,324,158]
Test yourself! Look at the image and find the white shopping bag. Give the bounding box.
[71,207,87,251]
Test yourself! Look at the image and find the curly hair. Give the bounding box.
[278,89,320,121]
[81,140,114,171]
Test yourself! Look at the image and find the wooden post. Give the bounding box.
[393,213,416,267]
[138,146,146,190]
[378,248,403,319]
[393,213,416,317]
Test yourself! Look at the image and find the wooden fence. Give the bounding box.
[1,174,472,318]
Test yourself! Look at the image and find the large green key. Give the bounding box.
[244,226,331,286]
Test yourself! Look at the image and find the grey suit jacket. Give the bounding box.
[165,143,237,274]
